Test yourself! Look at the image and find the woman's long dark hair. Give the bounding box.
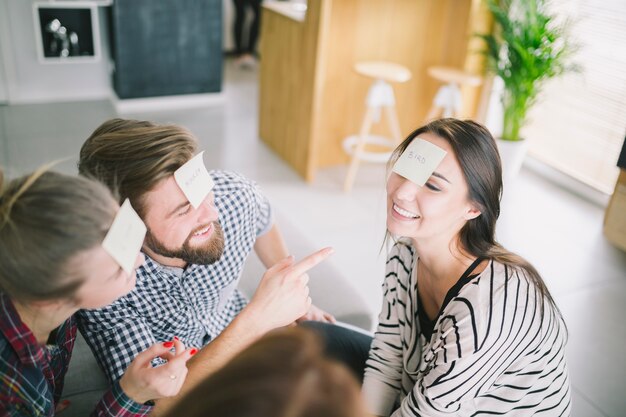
[389,118,562,322]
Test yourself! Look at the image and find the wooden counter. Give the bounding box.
[259,0,492,181]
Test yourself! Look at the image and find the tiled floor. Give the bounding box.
[1,60,624,416]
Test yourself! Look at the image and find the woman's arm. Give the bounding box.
[91,339,195,417]
[91,379,153,417]
[362,244,410,416]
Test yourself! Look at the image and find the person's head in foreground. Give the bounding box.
[0,168,194,414]
[78,118,225,268]
[164,327,366,417]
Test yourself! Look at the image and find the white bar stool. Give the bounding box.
[343,61,411,192]
[425,66,482,120]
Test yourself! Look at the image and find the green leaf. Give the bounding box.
[476,0,578,141]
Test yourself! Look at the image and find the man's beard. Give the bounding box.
[145,221,225,265]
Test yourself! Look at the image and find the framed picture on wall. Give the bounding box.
[33,1,101,63]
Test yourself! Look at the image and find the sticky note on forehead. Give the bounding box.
[102,199,147,275]
[174,151,215,209]
[392,138,447,186]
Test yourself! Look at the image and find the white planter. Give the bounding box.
[497,138,528,183]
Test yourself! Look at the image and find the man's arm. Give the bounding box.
[253,223,335,323]
[150,306,264,416]
[150,247,333,416]
[253,223,289,268]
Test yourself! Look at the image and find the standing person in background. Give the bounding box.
[362,119,571,416]
[0,169,195,416]
[232,0,262,68]
[163,327,366,417]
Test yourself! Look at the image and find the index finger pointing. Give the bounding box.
[287,247,333,277]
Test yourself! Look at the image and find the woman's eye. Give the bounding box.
[425,182,441,192]
[178,206,191,216]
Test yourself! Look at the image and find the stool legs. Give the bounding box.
[384,105,402,144]
[343,103,402,192]
[344,106,375,192]
[343,76,406,192]
[425,102,444,122]
[425,82,462,121]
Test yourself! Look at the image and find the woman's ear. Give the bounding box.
[464,203,482,221]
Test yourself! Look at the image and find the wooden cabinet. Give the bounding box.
[111,0,223,99]
[259,0,492,181]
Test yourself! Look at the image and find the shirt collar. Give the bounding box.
[141,253,197,278]
[0,292,46,367]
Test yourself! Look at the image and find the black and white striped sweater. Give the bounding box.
[362,242,571,416]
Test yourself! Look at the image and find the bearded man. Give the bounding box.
[76,119,358,415]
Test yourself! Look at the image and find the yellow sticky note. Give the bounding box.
[174,151,215,209]
[102,199,147,275]
[392,139,447,186]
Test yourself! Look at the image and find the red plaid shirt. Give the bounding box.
[0,293,152,416]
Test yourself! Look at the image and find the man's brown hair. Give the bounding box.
[78,118,198,216]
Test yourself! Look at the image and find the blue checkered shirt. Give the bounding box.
[77,171,273,382]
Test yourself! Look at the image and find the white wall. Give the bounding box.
[0,0,112,104]
[0,53,8,104]
[0,0,12,103]
[0,36,7,103]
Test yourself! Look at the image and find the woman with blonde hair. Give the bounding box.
[363,119,571,416]
[0,168,196,416]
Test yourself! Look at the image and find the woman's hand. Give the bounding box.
[119,337,197,404]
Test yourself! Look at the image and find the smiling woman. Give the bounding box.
[386,132,482,243]
[362,118,571,416]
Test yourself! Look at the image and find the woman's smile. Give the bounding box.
[391,203,420,221]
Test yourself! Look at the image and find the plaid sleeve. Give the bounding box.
[212,170,273,237]
[78,307,156,383]
[0,369,47,416]
[250,179,273,237]
[90,379,152,417]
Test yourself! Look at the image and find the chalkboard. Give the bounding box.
[111,0,222,99]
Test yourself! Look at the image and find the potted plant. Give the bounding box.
[479,0,576,179]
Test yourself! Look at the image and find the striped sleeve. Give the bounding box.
[394,263,570,416]
[362,243,412,416]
